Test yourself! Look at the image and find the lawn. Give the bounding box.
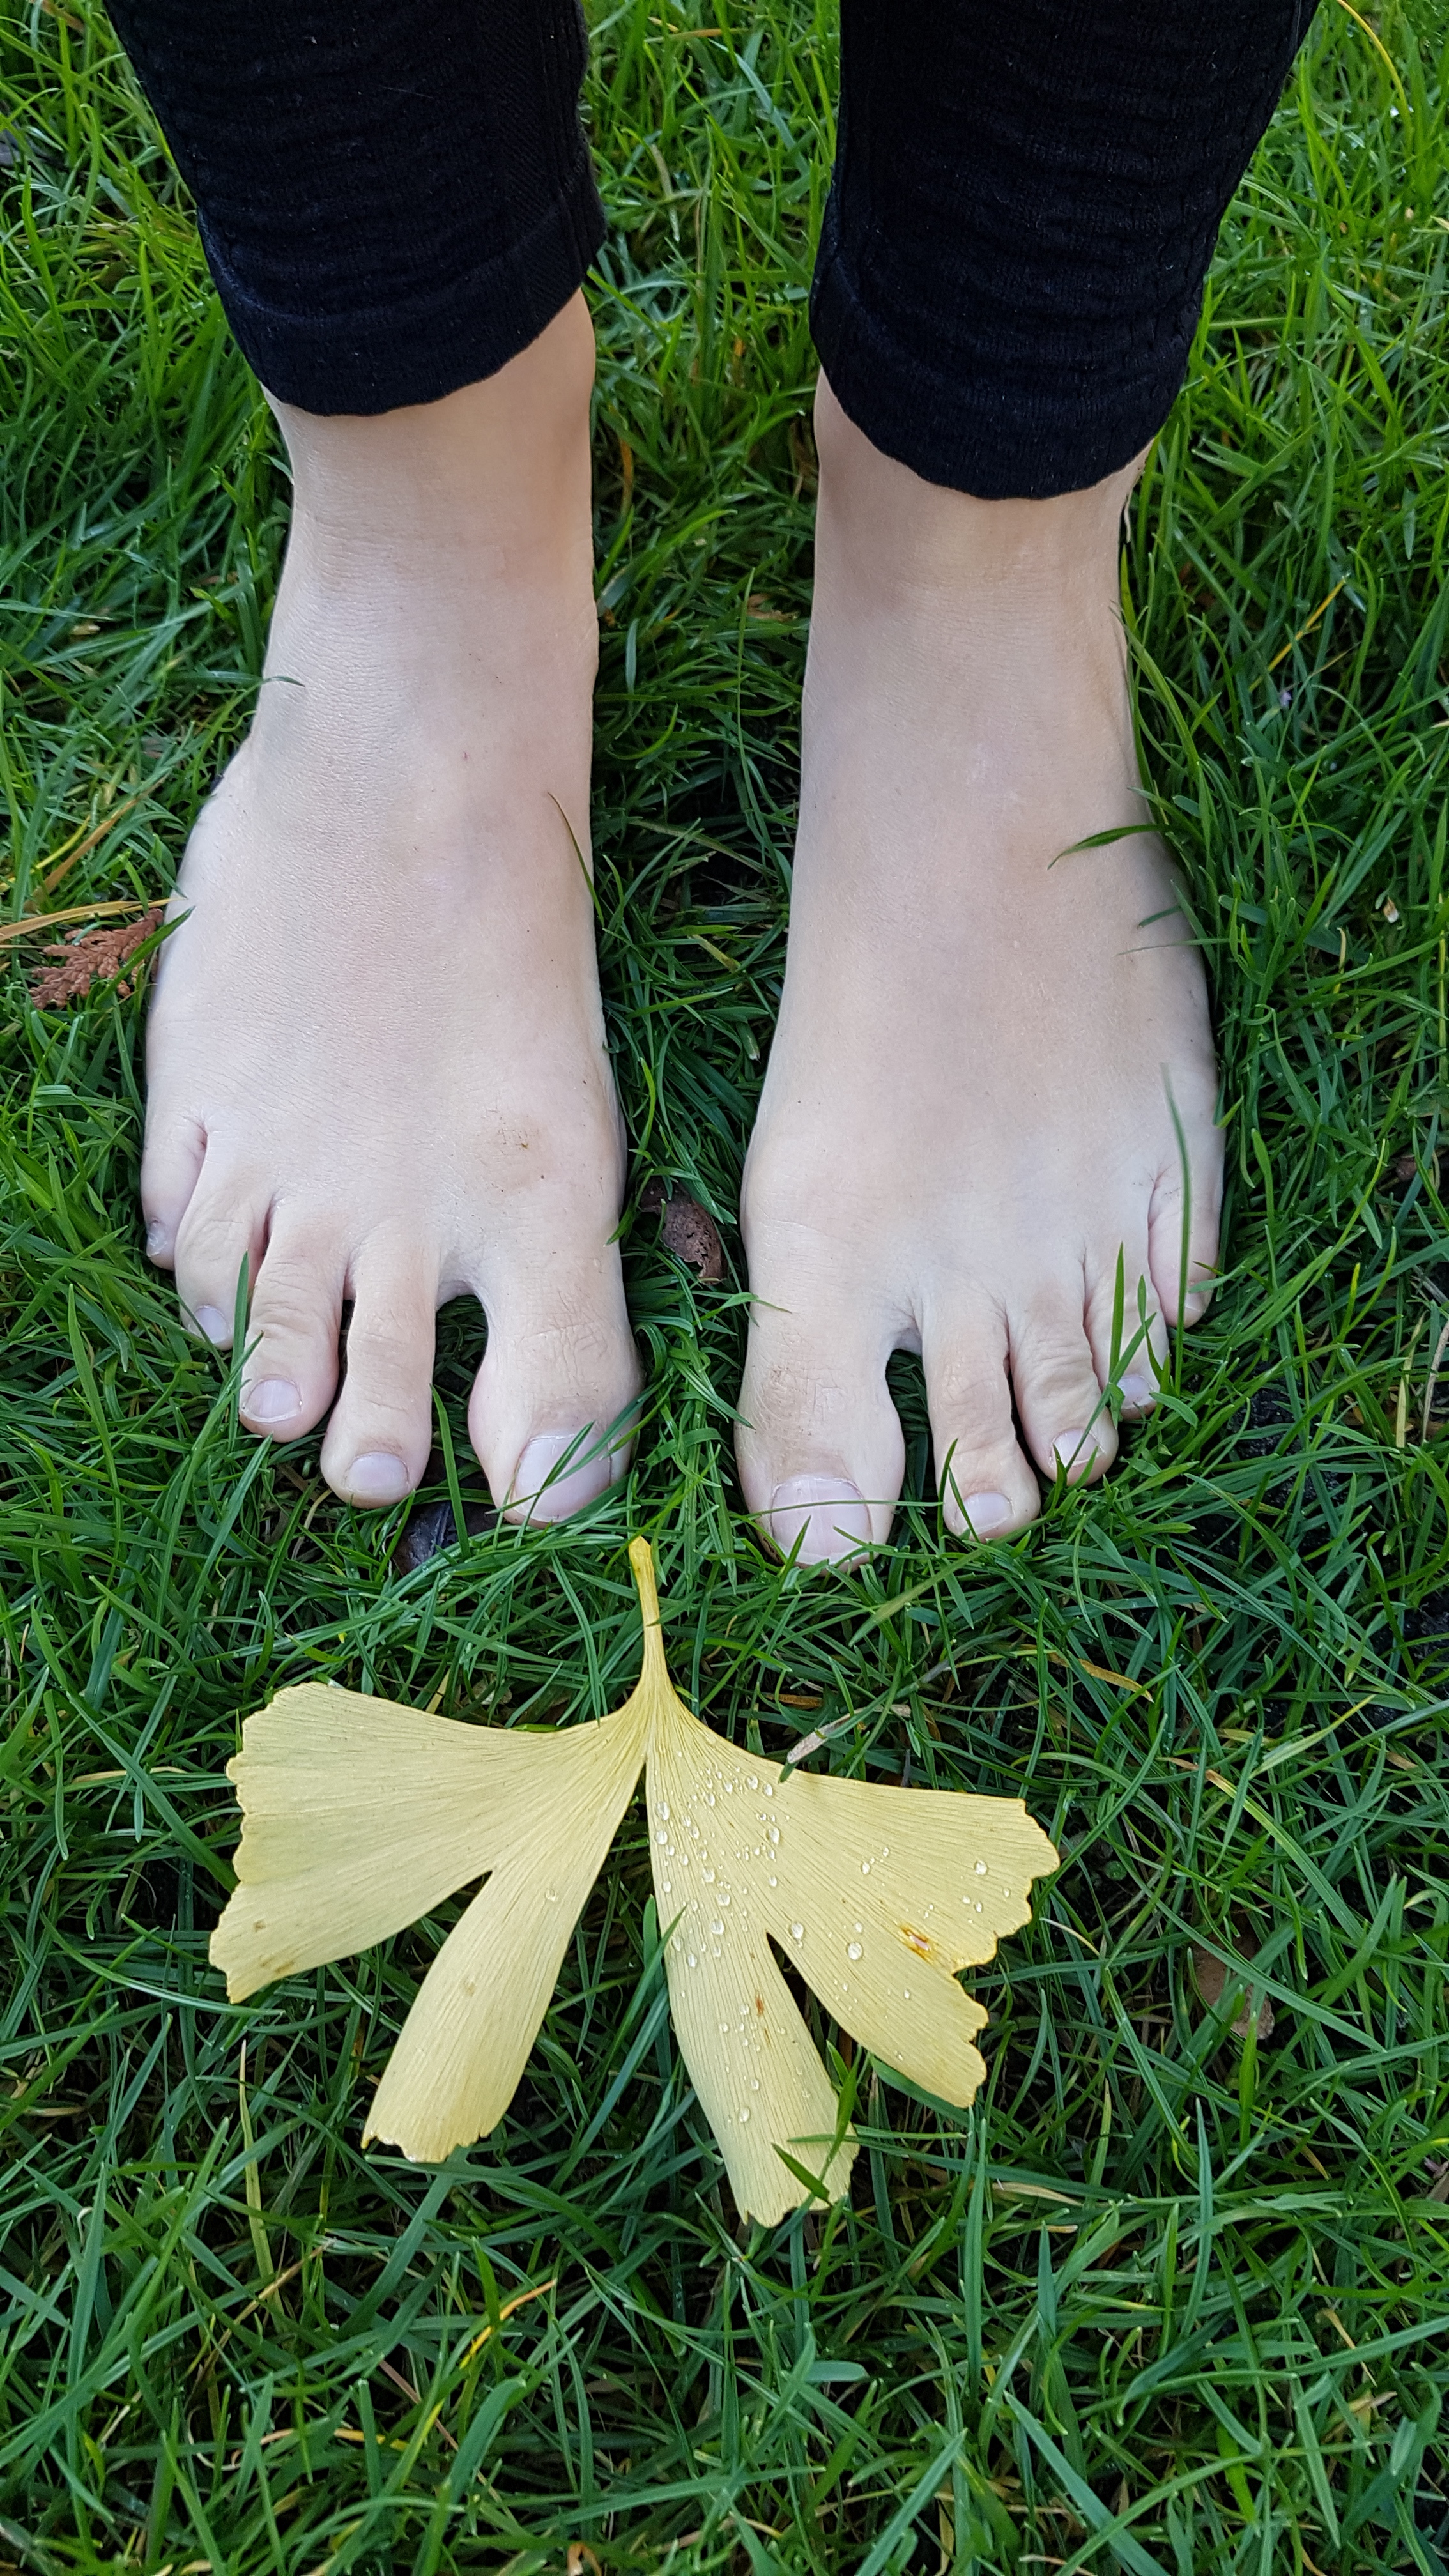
[3,1,1448,2568]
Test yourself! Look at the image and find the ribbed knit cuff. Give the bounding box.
[203,144,605,416]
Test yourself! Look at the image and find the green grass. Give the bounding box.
[3,0,1449,2566]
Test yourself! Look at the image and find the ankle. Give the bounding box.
[270,294,597,585]
[813,376,1142,619]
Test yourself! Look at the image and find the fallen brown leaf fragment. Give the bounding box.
[394,1497,497,1572]
[27,903,164,1006]
[639,1177,724,1280]
[1192,1942,1275,2042]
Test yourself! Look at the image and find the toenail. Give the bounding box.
[146,1220,171,1260]
[194,1304,230,1345]
[245,1377,302,1427]
[345,1452,413,1508]
[1053,1430,1096,1475]
[514,1429,613,1521]
[768,1475,871,1565]
[962,1490,1012,1536]
[1120,1372,1153,1407]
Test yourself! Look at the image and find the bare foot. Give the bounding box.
[142,297,641,1516]
[737,381,1222,1561]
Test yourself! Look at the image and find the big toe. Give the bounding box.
[736,1279,904,1561]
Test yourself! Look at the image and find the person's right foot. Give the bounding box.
[142,296,641,1516]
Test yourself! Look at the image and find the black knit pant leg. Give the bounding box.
[811,0,1319,500]
[109,0,1317,465]
[104,0,603,415]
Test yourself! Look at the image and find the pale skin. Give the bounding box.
[142,293,1222,1551]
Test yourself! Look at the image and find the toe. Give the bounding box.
[506,1422,627,1522]
[765,1473,875,1564]
[239,1221,345,1440]
[736,1287,904,1560]
[1149,1155,1223,1326]
[921,1300,1040,1538]
[1085,1248,1166,1420]
[172,1175,268,1347]
[141,1110,206,1270]
[320,1234,436,1507]
[1009,1287,1117,1485]
[469,1256,640,1524]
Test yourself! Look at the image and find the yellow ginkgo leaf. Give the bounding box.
[212,1682,650,2161]
[211,1538,1057,2225]
[362,1703,648,2159]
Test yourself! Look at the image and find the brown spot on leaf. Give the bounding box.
[900,1925,934,1960]
[1192,1943,1275,2041]
[27,904,164,1006]
[639,1179,724,1280]
[754,1994,765,2016]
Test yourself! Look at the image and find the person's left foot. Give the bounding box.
[737,381,1222,1561]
